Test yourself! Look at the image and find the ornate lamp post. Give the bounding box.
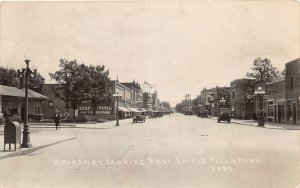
[254,87,266,127]
[113,92,122,126]
[17,58,37,148]
[219,97,226,108]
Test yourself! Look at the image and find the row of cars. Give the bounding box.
[185,108,232,123]
[133,111,173,123]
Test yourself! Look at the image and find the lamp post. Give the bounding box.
[254,87,266,127]
[113,93,121,126]
[17,58,37,148]
[219,97,226,108]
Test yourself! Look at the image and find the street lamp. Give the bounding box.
[219,97,226,108]
[17,58,37,148]
[254,87,266,127]
[113,92,122,126]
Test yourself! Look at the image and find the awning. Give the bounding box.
[139,108,148,112]
[0,85,48,99]
[118,107,130,112]
[126,108,140,112]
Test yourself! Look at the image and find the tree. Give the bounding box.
[280,68,286,77]
[0,66,45,93]
[175,100,185,113]
[49,59,112,117]
[161,101,172,111]
[246,57,281,84]
[84,65,112,116]
[49,59,84,114]
[0,67,19,87]
[27,73,45,94]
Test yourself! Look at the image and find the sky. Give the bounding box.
[1,1,299,106]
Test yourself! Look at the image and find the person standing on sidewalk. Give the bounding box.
[54,110,61,130]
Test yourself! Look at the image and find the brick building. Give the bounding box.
[121,81,143,108]
[285,58,300,125]
[200,87,216,116]
[264,78,285,123]
[41,84,75,119]
[1,85,48,121]
[230,79,254,119]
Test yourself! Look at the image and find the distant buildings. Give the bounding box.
[39,80,163,121]
[194,57,300,125]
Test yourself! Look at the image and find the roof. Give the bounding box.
[0,85,48,99]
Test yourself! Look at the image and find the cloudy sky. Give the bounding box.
[1,1,299,106]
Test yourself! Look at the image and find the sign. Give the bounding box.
[78,100,113,116]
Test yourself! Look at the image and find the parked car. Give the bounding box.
[133,112,146,123]
[184,111,193,115]
[218,108,231,123]
[199,110,209,118]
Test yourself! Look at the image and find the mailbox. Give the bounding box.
[4,121,22,151]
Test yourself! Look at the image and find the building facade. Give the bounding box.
[265,79,285,123]
[121,81,143,108]
[1,85,47,122]
[200,87,217,116]
[285,58,300,125]
[41,84,75,119]
[230,79,254,120]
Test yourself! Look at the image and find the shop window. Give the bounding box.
[48,101,53,108]
[290,77,294,90]
[298,97,300,120]
[35,102,41,114]
[267,101,274,118]
[232,91,235,99]
[287,101,293,121]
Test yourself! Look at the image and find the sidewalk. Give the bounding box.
[0,134,77,160]
[0,118,133,160]
[212,117,300,130]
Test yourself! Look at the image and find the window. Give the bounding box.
[35,102,41,114]
[290,77,294,90]
[298,97,300,120]
[48,101,53,108]
[232,91,236,99]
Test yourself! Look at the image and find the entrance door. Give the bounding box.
[274,105,277,123]
[278,105,283,123]
[293,103,296,125]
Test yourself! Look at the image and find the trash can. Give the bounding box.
[4,121,22,151]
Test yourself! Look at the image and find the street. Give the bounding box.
[0,113,300,188]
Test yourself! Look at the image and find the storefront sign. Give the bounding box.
[79,100,113,116]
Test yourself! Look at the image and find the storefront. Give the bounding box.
[0,85,48,122]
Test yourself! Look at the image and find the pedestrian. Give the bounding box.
[54,110,61,130]
[253,112,257,120]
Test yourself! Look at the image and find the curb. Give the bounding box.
[0,137,77,160]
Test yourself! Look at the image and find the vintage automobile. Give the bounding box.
[217,108,231,123]
[197,110,209,118]
[133,112,146,123]
[184,111,193,115]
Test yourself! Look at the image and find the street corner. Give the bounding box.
[0,136,77,160]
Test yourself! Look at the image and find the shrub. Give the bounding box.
[29,114,44,121]
[6,115,22,124]
[0,116,5,125]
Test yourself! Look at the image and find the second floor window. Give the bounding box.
[290,77,294,90]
